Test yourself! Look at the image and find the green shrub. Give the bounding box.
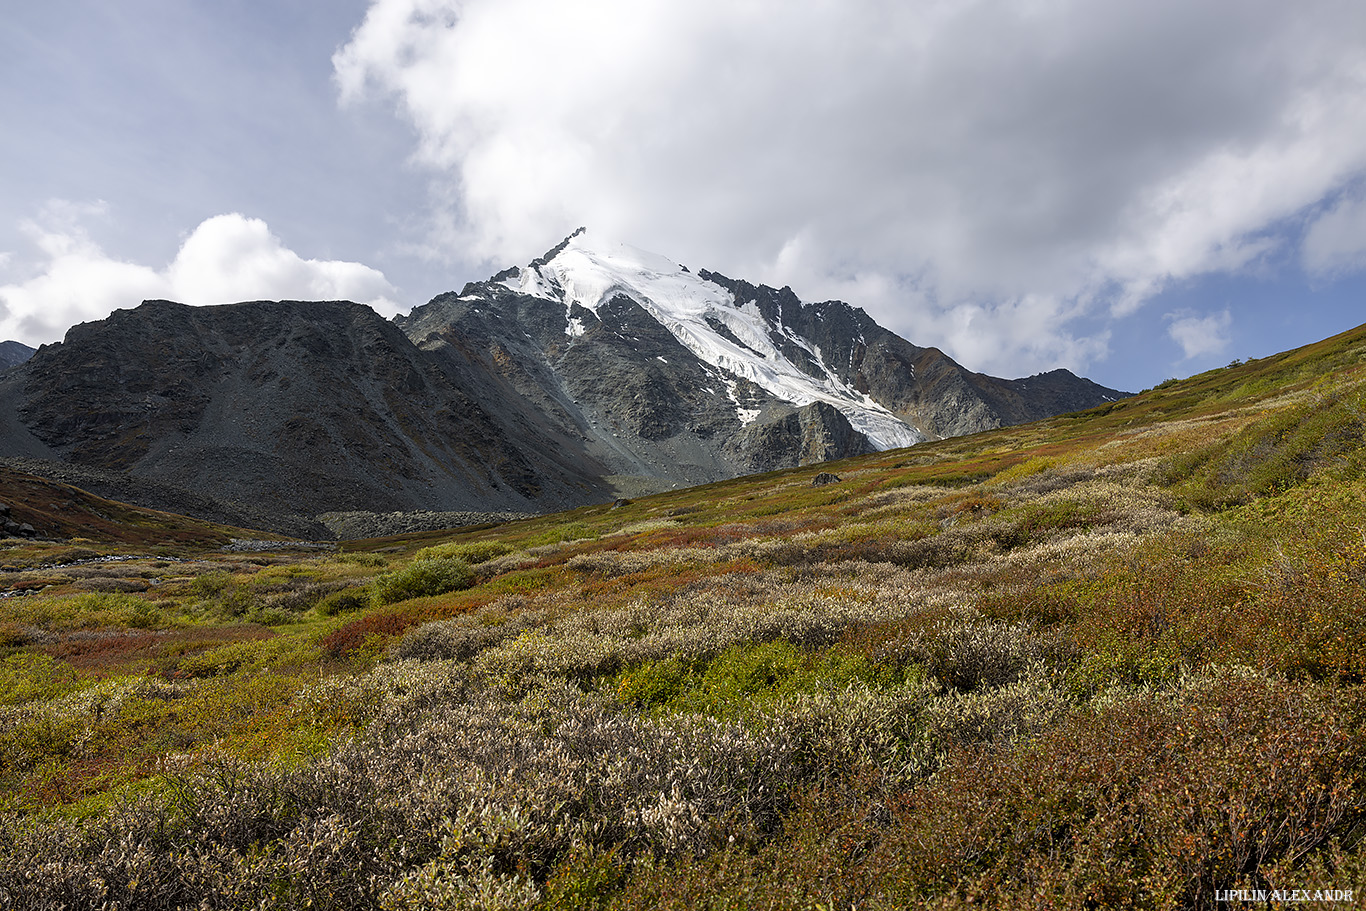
[522,522,596,547]
[217,587,261,618]
[9,591,173,631]
[542,846,627,911]
[372,557,475,605]
[175,637,317,679]
[614,641,891,717]
[315,588,370,617]
[0,653,80,705]
[989,456,1059,486]
[337,551,387,567]
[617,655,692,710]
[413,541,513,565]
[190,571,233,598]
[689,641,804,711]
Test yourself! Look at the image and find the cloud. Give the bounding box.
[335,0,1366,375]
[1166,309,1232,360]
[1303,187,1366,277]
[165,215,396,308]
[0,207,398,345]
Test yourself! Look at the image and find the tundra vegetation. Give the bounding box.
[3,325,1366,909]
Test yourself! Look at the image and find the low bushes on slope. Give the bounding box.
[372,556,475,605]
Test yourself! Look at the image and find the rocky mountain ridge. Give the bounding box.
[0,341,35,371]
[0,231,1127,535]
[400,230,1123,484]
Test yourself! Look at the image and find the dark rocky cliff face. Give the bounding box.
[6,300,612,524]
[728,402,877,473]
[398,281,878,491]
[0,341,35,371]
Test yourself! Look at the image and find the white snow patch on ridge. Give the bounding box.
[723,378,761,427]
[529,231,924,450]
[503,266,560,302]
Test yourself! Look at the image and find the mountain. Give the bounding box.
[0,230,1126,533]
[0,340,35,371]
[399,229,1125,483]
[0,300,613,531]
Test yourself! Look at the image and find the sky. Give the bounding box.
[2,0,1365,394]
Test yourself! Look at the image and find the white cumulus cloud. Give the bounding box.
[0,206,398,345]
[1166,309,1233,361]
[165,215,397,308]
[335,0,1366,376]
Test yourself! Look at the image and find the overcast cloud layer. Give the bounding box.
[335,0,1366,376]
[2,1,1365,387]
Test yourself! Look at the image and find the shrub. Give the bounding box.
[337,551,387,567]
[541,846,627,911]
[217,587,261,619]
[907,617,1058,693]
[190,570,233,598]
[616,643,902,718]
[617,656,693,711]
[320,612,412,660]
[390,610,544,663]
[988,456,1059,486]
[174,637,316,679]
[689,641,806,711]
[920,665,1073,753]
[875,670,1366,907]
[414,540,513,565]
[315,588,370,617]
[0,653,80,706]
[260,581,344,615]
[372,556,475,605]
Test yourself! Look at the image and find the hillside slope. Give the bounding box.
[2,320,1365,908]
[0,341,34,371]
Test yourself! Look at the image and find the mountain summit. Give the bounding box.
[0,230,1126,532]
[401,229,1123,483]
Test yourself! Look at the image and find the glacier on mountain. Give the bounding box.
[509,230,925,450]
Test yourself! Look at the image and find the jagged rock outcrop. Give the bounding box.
[0,341,34,371]
[729,403,876,473]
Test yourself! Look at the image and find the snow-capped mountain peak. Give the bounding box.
[397,228,1128,495]
[509,230,925,450]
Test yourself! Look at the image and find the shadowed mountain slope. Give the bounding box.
[0,300,613,530]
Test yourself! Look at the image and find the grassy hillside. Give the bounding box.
[0,466,257,546]
[4,323,1366,908]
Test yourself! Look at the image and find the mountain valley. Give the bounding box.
[0,230,1124,535]
[1,317,1364,908]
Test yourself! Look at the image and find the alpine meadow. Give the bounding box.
[3,320,1366,909]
